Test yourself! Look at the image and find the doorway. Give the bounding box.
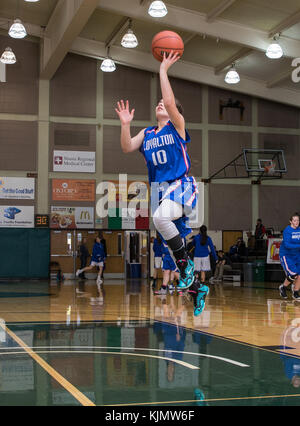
[50,230,126,279]
[124,231,150,279]
[222,230,243,253]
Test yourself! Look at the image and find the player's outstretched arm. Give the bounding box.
[115,100,145,153]
[159,51,185,139]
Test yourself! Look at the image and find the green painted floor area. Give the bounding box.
[0,320,299,406]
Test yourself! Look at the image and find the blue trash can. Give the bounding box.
[129,263,141,278]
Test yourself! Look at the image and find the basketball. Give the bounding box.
[151,31,184,62]
[264,161,276,176]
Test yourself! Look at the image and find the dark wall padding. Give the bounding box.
[0,229,50,278]
[259,186,300,230]
[209,184,252,230]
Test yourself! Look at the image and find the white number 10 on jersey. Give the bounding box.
[152,150,167,166]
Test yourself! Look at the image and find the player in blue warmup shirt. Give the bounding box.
[115,51,208,316]
[76,237,106,292]
[152,233,163,289]
[155,239,179,296]
[279,213,300,301]
[192,225,218,284]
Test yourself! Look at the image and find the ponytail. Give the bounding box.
[199,225,208,246]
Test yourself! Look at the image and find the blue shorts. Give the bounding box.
[162,255,178,272]
[160,176,198,213]
[280,255,300,277]
[150,176,198,214]
[151,177,198,239]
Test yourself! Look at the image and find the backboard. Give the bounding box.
[243,149,287,178]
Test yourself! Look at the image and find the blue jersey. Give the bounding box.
[193,234,218,260]
[153,238,163,257]
[91,242,106,263]
[161,239,180,272]
[279,226,300,258]
[140,120,191,184]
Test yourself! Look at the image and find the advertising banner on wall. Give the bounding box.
[52,179,95,201]
[96,176,203,230]
[96,178,150,229]
[267,238,282,264]
[0,206,34,228]
[53,150,95,173]
[50,206,94,229]
[0,177,35,200]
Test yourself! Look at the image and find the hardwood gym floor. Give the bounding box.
[0,279,300,406]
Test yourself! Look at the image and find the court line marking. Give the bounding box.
[0,323,95,407]
[0,346,249,367]
[5,318,294,362]
[104,393,300,406]
[155,318,300,360]
[0,349,199,370]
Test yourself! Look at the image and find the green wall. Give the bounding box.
[0,229,50,279]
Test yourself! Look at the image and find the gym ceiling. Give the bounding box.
[1,0,300,106]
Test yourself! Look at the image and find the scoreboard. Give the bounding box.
[35,214,49,228]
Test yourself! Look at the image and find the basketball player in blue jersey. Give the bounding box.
[115,51,209,316]
[279,213,300,301]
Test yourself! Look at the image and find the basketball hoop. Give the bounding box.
[264,161,276,176]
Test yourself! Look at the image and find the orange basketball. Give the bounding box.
[152,31,184,62]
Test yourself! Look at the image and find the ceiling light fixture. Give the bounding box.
[121,20,138,48]
[148,1,168,18]
[0,47,17,64]
[101,57,116,72]
[8,18,27,39]
[225,63,240,84]
[101,47,116,72]
[100,47,116,72]
[266,36,283,59]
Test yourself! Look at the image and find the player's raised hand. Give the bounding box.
[160,50,180,73]
[115,100,135,125]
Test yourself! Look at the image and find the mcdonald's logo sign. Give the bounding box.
[80,211,90,220]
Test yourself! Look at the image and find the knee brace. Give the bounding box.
[287,273,298,284]
[153,199,183,241]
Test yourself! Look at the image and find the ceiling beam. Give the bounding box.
[105,16,130,49]
[40,0,99,80]
[266,68,291,88]
[214,47,253,75]
[183,33,197,47]
[206,0,237,23]
[269,10,300,38]
[71,37,300,107]
[97,0,300,59]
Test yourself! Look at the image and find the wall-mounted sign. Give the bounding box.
[53,150,95,173]
[96,178,149,230]
[52,179,95,201]
[0,206,34,228]
[50,206,94,229]
[0,177,35,200]
[267,238,282,264]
